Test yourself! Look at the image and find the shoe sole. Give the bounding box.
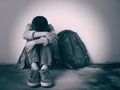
[40,81,53,87]
[27,81,40,87]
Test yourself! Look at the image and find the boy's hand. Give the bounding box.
[44,32,58,43]
[40,37,49,46]
[26,23,32,30]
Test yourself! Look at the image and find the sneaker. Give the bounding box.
[40,69,53,87]
[27,70,40,87]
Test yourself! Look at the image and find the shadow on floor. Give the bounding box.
[0,63,120,90]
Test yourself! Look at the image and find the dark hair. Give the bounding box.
[31,16,50,32]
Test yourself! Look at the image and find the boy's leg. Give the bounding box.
[39,45,54,87]
[25,45,40,87]
[40,45,52,67]
[25,45,40,66]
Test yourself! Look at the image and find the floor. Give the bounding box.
[0,64,120,90]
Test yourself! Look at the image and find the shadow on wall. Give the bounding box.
[87,0,120,63]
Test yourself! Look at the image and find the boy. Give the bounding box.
[17,16,58,88]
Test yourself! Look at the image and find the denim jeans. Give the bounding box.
[25,44,52,67]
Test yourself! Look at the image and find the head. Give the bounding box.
[31,16,50,32]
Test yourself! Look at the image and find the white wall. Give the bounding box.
[0,0,120,64]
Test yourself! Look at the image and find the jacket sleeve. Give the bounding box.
[23,24,55,40]
[23,29,36,40]
[22,24,36,40]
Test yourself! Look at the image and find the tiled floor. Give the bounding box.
[0,64,120,90]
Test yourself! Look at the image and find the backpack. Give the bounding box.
[58,30,90,69]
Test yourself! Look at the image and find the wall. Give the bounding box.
[0,0,120,64]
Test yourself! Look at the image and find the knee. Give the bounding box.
[31,63,39,70]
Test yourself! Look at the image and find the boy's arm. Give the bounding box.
[23,30,48,40]
[23,24,48,40]
[25,37,49,51]
[23,24,57,42]
[26,37,48,46]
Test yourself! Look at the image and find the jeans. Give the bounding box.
[25,44,52,67]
